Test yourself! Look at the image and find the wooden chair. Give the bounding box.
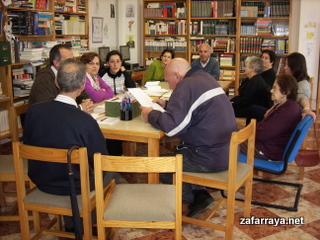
[131,70,147,87]
[94,154,182,240]
[182,119,256,240]
[0,105,35,222]
[13,142,96,240]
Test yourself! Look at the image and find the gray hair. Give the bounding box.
[57,59,86,93]
[199,43,212,53]
[245,56,264,74]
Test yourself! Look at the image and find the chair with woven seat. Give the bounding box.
[182,119,256,240]
[0,105,35,222]
[94,154,182,240]
[13,142,96,240]
[238,115,314,211]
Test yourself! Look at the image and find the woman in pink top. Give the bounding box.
[80,52,113,103]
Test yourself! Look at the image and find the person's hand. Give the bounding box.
[121,66,126,72]
[302,108,316,120]
[80,99,94,113]
[152,99,166,108]
[140,106,153,121]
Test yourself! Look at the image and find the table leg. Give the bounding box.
[147,138,160,184]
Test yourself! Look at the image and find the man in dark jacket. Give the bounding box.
[140,58,237,216]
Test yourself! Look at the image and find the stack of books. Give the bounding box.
[219,54,234,66]
[256,19,272,36]
[20,47,44,62]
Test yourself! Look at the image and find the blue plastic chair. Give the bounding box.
[238,115,314,211]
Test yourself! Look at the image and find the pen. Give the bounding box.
[100,117,108,122]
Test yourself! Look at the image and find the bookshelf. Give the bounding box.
[142,0,292,95]
[0,0,89,142]
[238,0,291,87]
[143,0,190,67]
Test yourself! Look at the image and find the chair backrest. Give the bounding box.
[12,142,92,238]
[283,115,314,165]
[94,154,182,228]
[229,119,256,183]
[8,105,28,142]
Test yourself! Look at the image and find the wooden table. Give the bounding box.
[98,115,165,183]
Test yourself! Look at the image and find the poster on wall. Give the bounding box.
[92,17,103,43]
[126,34,135,49]
[126,4,135,17]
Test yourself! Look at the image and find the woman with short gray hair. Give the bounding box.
[231,56,270,117]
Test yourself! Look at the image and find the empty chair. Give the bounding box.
[94,154,182,240]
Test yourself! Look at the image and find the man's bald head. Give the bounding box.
[164,58,191,90]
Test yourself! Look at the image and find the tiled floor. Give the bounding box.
[0,119,320,239]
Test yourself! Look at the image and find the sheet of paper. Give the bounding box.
[97,117,120,126]
[128,88,165,112]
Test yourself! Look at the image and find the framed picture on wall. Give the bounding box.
[92,17,103,43]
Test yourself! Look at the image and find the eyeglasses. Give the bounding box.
[87,62,100,66]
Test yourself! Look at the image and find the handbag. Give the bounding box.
[295,122,320,167]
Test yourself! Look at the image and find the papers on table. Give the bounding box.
[128,88,165,112]
[144,81,161,90]
[91,105,120,126]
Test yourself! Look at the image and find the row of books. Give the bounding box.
[241,1,266,17]
[190,19,236,35]
[262,39,288,54]
[270,1,290,17]
[191,0,235,18]
[240,36,288,54]
[190,37,236,53]
[145,37,187,51]
[56,37,89,57]
[144,2,186,18]
[0,110,9,136]
[54,0,86,13]
[7,10,53,36]
[240,37,263,54]
[241,20,289,36]
[10,0,49,9]
[55,14,86,35]
[144,20,186,35]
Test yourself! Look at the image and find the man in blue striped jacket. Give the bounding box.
[140,58,237,217]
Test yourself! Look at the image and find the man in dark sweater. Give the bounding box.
[24,59,111,231]
[191,43,220,80]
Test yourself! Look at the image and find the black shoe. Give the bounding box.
[187,190,214,217]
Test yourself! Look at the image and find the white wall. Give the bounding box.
[88,0,142,65]
[88,0,118,53]
[296,0,320,109]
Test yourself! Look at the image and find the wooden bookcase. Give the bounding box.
[0,0,89,142]
[142,0,292,94]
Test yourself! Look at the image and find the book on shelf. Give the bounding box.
[220,69,236,80]
[219,54,234,67]
[35,0,48,9]
[0,110,9,136]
